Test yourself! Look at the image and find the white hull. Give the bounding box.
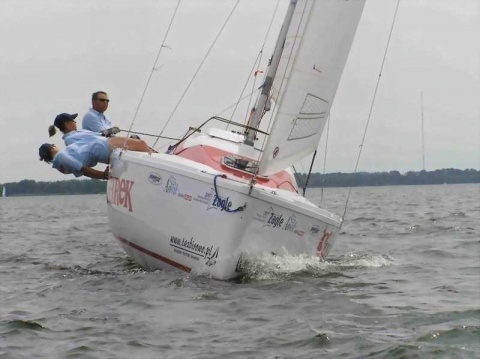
[104,0,366,279]
[107,148,342,280]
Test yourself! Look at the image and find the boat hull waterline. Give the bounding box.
[107,150,342,280]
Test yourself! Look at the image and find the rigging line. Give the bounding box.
[118,129,179,141]
[300,111,332,199]
[302,150,317,197]
[341,0,401,222]
[256,0,309,164]
[227,50,263,129]
[244,56,262,125]
[242,0,282,125]
[217,89,259,116]
[125,0,182,143]
[153,0,241,148]
[320,113,331,203]
[154,90,260,152]
[213,175,247,212]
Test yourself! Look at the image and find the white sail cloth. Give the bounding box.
[258,0,366,176]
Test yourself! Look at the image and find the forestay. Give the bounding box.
[258,0,366,176]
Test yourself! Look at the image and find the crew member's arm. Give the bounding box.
[101,127,121,137]
[53,152,109,179]
[81,166,109,180]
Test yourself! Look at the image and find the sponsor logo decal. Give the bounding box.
[265,211,284,228]
[169,235,219,266]
[162,176,198,203]
[208,193,233,211]
[273,146,279,159]
[254,209,270,222]
[148,172,162,185]
[179,193,192,201]
[194,189,214,205]
[256,208,304,236]
[108,176,134,212]
[310,226,320,235]
[262,207,296,231]
[284,213,297,232]
[205,247,219,266]
[317,229,332,258]
[164,176,178,195]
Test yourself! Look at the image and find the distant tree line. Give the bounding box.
[1,168,478,197]
[295,168,479,188]
[1,179,106,197]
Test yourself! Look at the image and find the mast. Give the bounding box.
[420,91,426,171]
[244,0,298,146]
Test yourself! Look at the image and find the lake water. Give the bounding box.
[0,184,479,358]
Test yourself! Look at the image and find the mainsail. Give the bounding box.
[258,0,366,176]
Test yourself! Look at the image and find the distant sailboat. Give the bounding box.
[420,91,426,171]
[1,186,6,197]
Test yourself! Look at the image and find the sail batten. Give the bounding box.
[258,0,366,176]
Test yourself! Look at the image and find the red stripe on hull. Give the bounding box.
[116,236,192,273]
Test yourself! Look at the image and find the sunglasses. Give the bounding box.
[97,99,110,102]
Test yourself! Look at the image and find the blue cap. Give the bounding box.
[54,113,78,129]
[39,143,54,162]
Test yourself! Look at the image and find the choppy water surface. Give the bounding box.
[1,184,479,358]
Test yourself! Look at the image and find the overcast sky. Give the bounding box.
[0,0,478,183]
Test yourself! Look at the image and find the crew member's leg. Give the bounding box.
[108,137,151,152]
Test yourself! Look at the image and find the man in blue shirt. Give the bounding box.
[82,91,113,132]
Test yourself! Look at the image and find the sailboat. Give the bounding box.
[1,186,5,198]
[107,0,366,279]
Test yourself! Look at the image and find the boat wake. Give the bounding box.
[236,252,394,282]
